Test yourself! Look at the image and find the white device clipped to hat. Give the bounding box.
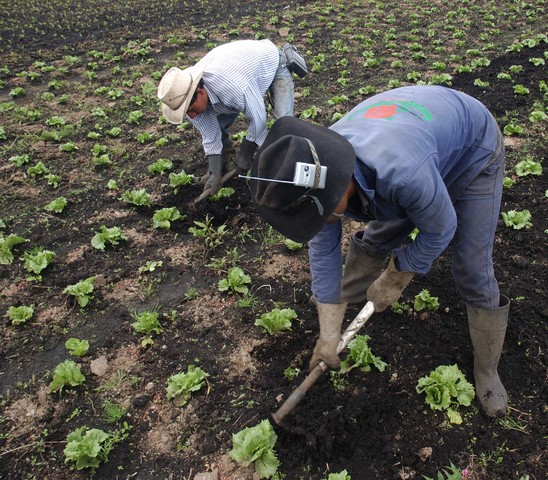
[240,138,327,189]
[240,162,327,189]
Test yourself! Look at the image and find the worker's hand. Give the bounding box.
[204,155,223,194]
[236,139,258,172]
[367,256,414,312]
[309,302,347,370]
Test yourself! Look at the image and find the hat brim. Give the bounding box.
[160,67,205,124]
[251,117,355,243]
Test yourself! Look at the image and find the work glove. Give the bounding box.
[236,139,258,172]
[310,302,348,370]
[366,256,414,312]
[204,154,223,194]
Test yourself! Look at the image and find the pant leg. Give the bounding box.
[217,113,239,150]
[451,136,504,309]
[268,52,294,118]
[359,218,416,257]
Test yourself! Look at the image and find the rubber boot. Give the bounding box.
[341,233,387,304]
[467,295,510,418]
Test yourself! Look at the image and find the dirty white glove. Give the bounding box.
[309,302,347,370]
[367,256,414,312]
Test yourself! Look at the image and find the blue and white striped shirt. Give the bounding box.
[189,40,281,155]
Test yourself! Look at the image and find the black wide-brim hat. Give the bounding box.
[250,116,355,243]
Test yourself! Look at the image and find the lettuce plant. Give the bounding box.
[91,225,127,251]
[64,427,111,470]
[44,196,67,213]
[121,188,151,207]
[217,266,251,295]
[326,471,352,480]
[49,359,86,393]
[501,209,532,230]
[169,170,193,193]
[416,364,475,424]
[255,308,297,335]
[23,246,56,281]
[64,423,132,470]
[229,419,280,479]
[63,277,95,307]
[284,238,303,250]
[7,305,34,325]
[65,338,90,357]
[210,187,235,201]
[514,157,542,177]
[148,158,173,174]
[340,335,387,374]
[131,310,162,347]
[0,234,27,264]
[152,207,182,229]
[414,289,440,312]
[166,365,209,406]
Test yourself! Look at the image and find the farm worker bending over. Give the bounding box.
[249,85,509,418]
[157,39,295,195]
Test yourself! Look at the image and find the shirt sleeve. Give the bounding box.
[188,109,224,156]
[393,159,457,274]
[308,221,344,304]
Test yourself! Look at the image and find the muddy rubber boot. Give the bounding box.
[340,232,387,304]
[467,295,510,418]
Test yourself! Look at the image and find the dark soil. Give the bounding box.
[0,1,546,480]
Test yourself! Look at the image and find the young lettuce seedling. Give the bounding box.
[217,266,251,295]
[501,209,532,230]
[7,305,34,325]
[65,338,90,357]
[229,419,280,479]
[152,207,182,229]
[49,359,86,393]
[416,364,475,424]
[255,308,297,335]
[0,234,28,264]
[64,277,95,308]
[91,225,127,251]
[22,246,56,281]
[166,365,209,407]
[414,289,440,312]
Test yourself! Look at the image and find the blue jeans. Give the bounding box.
[357,131,505,309]
[268,51,294,118]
